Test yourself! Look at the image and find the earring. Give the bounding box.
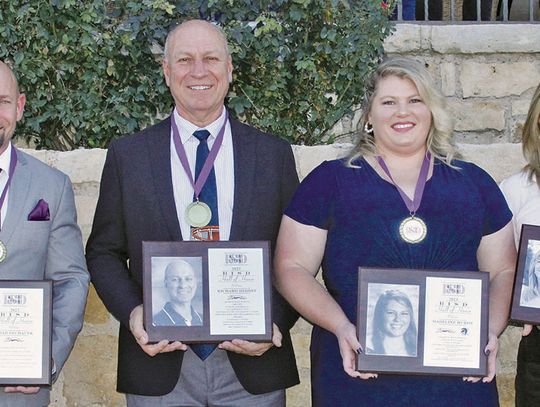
[364,122,374,135]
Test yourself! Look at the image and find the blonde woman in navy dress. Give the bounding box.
[274,58,517,406]
[500,82,540,407]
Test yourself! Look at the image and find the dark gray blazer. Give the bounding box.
[86,116,300,396]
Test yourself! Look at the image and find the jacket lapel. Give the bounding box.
[229,119,256,240]
[0,149,31,244]
[146,117,183,241]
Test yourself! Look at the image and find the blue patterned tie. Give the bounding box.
[191,129,218,360]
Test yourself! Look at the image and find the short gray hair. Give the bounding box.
[163,19,230,63]
[164,260,195,281]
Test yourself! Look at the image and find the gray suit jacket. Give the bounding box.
[0,148,89,406]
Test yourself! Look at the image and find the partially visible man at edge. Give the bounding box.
[86,19,299,406]
[0,61,89,406]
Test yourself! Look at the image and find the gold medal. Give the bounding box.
[185,201,212,228]
[399,216,427,244]
[377,153,431,246]
[0,240,6,262]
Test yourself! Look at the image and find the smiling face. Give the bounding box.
[165,262,197,306]
[163,20,233,127]
[383,299,411,337]
[368,75,432,157]
[0,62,25,155]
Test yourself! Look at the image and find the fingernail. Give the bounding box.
[485,349,490,356]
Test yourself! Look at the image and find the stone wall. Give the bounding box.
[385,24,540,145]
[20,22,540,406]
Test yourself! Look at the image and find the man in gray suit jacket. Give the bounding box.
[0,61,89,406]
[87,19,299,406]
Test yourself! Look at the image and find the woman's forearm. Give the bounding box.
[274,263,351,334]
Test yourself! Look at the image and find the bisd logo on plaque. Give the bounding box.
[225,253,248,264]
[4,293,27,305]
[443,284,465,295]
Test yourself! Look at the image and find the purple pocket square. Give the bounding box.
[28,199,50,221]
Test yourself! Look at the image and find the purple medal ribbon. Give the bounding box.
[171,110,227,201]
[376,152,431,215]
[0,144,18,230]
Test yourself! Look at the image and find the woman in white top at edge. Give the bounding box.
[499,82,540,407]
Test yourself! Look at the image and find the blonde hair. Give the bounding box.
[522,83,540,188]
[346,57,458,167]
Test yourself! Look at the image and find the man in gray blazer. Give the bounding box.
[87,19,299,406]
[0,61,89,406]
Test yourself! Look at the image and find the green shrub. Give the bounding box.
[0,1,393,149]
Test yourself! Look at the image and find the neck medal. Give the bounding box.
[0,145,18,261]
[377,152,431,244]
[399,216,427,244]
[185,200,212,228]
[171,111,228,228]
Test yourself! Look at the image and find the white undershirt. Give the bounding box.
[0,142,13,227]
[170,108,235,241]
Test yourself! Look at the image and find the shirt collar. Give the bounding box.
[0,142,13,175]
[173,108,228,146]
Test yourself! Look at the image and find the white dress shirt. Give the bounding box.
[170,108,235,241]
[0,142,13,227]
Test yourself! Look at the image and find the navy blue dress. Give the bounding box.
[285,158,512,407]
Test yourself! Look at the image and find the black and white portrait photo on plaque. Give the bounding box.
[365,283,419,357]
[520,239,540,308]
[143,241,272,343]
[151,256,203,327]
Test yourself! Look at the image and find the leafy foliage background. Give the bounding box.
[0,0,393,149]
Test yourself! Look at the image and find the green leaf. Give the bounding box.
[1,0,392,148]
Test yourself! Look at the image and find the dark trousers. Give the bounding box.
[516,327,540,407]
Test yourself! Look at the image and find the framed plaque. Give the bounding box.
[143,241,272,343]
[510,224,540,324]
[0,280,52,386]
[357,268,489,376]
